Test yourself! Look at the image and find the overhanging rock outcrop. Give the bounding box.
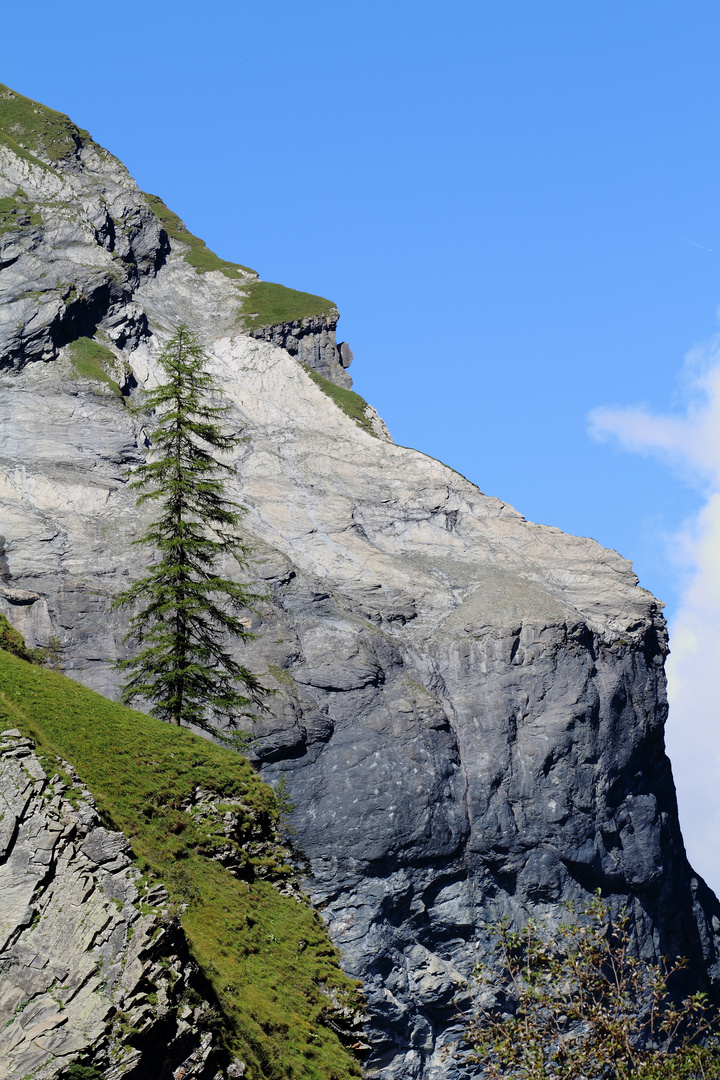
[2,84,720,1080]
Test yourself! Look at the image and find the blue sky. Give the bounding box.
[5,1,720,881]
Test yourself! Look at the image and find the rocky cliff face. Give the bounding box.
[248,311,353,388]
[2,84,720,1080]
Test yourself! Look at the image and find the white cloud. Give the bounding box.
[589,349,720,893]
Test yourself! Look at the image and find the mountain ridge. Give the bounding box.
[1,83,718,1080]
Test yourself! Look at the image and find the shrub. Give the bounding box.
[461,892,720,1080]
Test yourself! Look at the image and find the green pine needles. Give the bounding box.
[114,326,267,732]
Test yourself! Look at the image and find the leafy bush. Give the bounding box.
[462,893,720,1080]
[63,1064,101,1080]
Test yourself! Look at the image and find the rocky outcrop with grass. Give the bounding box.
[0,727,226,1080]
[2,82,720,1080]
[0,83,348,388]
[247,310,353,388]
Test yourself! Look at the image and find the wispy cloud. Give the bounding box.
[589,343,720,893]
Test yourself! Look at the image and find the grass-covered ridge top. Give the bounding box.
[0,83,337,333]
[0,648,363,1080]
[144,192,258,280]
[0,83,91,164]
[241,280,337,328]
[144,193,336,327]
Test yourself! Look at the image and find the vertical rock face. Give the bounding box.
[2,85,720,1078]
[0,729,225,1080]
[248,311,353,388]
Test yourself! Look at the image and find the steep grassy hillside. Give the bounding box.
[302,365,377,435]
[0,647,363,1080]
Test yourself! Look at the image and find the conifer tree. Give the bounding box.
[113,325,266,732]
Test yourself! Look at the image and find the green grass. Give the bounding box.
[0,649,362,1080]
[144,193,257,280]
[302,365,377,436]
[0,83,90,163]
[0,613,40,663]
[0,189,42,235]
[240,281,336,327]
[67,337,125,398]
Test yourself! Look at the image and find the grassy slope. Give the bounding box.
[0,82,94,164]
[67,336,125,397]
[0,649,362,1080]
[144,192,257,280]
[303,365,377,437]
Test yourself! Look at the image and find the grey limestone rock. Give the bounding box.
[2,92,720,1079]
[338,340,354,368]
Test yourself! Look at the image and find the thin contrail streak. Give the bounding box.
[676,235,713,252]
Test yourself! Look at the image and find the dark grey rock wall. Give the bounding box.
[248,310,353,388]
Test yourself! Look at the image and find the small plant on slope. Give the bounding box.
[461,892,720,1080]
[113,325,267,732]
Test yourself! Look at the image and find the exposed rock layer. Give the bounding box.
[248,310,353,388]
[1,89,720,1080]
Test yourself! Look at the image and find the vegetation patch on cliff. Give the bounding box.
[0,647,363,1080]
[0,189,42,234]
[0,83,89,163]
[66,336,126,397]
[302,364,377,436]
[144,193,257,280]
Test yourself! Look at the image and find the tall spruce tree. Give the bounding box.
[113,325,266,732]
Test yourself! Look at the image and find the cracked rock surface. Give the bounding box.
[2,90,720,1079]
[0,728,225,1080]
